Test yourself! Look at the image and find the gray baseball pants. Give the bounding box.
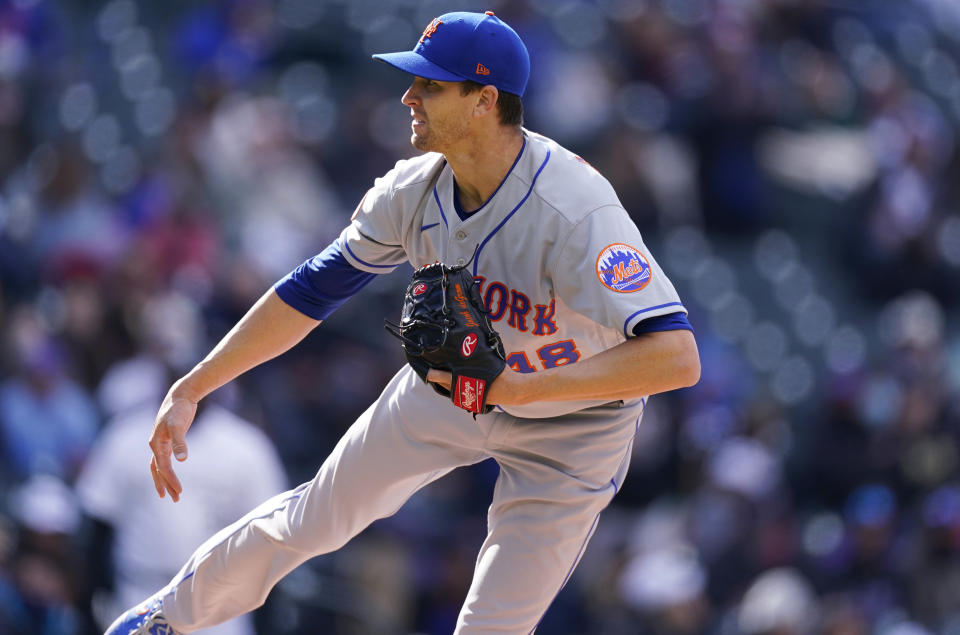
[157,366,643,634]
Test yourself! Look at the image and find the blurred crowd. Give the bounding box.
[1,0,960,633]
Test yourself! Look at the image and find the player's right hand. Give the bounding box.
[149,386,198,503]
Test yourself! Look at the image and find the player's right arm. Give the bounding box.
[152,163,413,501]
[150,289,319,502]
[151,237,383,502]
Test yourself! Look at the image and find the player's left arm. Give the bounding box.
[499,327,699,405]
[428,328,699,406]
[429,203,701,404]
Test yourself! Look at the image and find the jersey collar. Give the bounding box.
[451,135,527,222]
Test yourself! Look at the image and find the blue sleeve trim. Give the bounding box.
[631,311,693,337]
[622,302,685,338]
[341,238,399,270]
[274,240,378,320]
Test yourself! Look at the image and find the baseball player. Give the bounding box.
[105,11,700,635]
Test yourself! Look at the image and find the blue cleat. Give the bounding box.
[104,597,182,635]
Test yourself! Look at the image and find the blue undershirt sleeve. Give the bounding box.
[274,239,378,320]
[631,311,693,337]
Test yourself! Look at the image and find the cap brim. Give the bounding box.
[372,51,465,83]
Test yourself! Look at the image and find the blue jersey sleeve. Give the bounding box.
[631,311,693,337]
[274,239,378,320]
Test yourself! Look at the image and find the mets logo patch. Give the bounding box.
[596,243,651,293]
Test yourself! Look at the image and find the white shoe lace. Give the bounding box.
[135,602,179,635]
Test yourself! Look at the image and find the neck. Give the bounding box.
[445,126,524,212]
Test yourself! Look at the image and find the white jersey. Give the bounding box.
[340,130,686,418]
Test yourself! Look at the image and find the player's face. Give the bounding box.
[401,77,473,153]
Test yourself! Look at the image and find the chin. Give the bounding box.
[411,135,432,152]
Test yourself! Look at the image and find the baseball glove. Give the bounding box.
[385,261,506,414]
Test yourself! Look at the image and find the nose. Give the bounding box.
[402,81,420,108]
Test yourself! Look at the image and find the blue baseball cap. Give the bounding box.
[372,11,530,97]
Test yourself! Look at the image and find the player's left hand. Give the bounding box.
[426,368,530,407]
[386,262,507,414]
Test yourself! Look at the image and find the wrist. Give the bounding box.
[501,369,538,406]
[170,376,204,404]
[519,371,546,405]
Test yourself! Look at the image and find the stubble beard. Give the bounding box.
[410,116,469,154]
[411,123,444,153]
[411,131,431,152]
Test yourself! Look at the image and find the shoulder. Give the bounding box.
[520,130,624,226]
[376,152,446,195]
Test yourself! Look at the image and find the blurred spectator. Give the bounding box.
[24,143,127,275]
[903,484,960,629]
[619,543,714,634]
[0,308,98,482]
[737,567,820,635]
[194,94,344,282]
[0,474,84,635]
[75,396,287,634]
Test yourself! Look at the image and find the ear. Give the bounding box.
[473,85,500,119]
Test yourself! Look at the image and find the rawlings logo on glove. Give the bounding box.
[385,261,506,414]
[461,334,478,357]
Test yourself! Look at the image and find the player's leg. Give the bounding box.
[112,367,494,633]
[454,400,644,634]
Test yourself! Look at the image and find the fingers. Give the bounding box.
[171,429,189,462]
[148,394,197,502]
[149,436,183,503]
[426,368,453,389]
[149,456,165,498]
